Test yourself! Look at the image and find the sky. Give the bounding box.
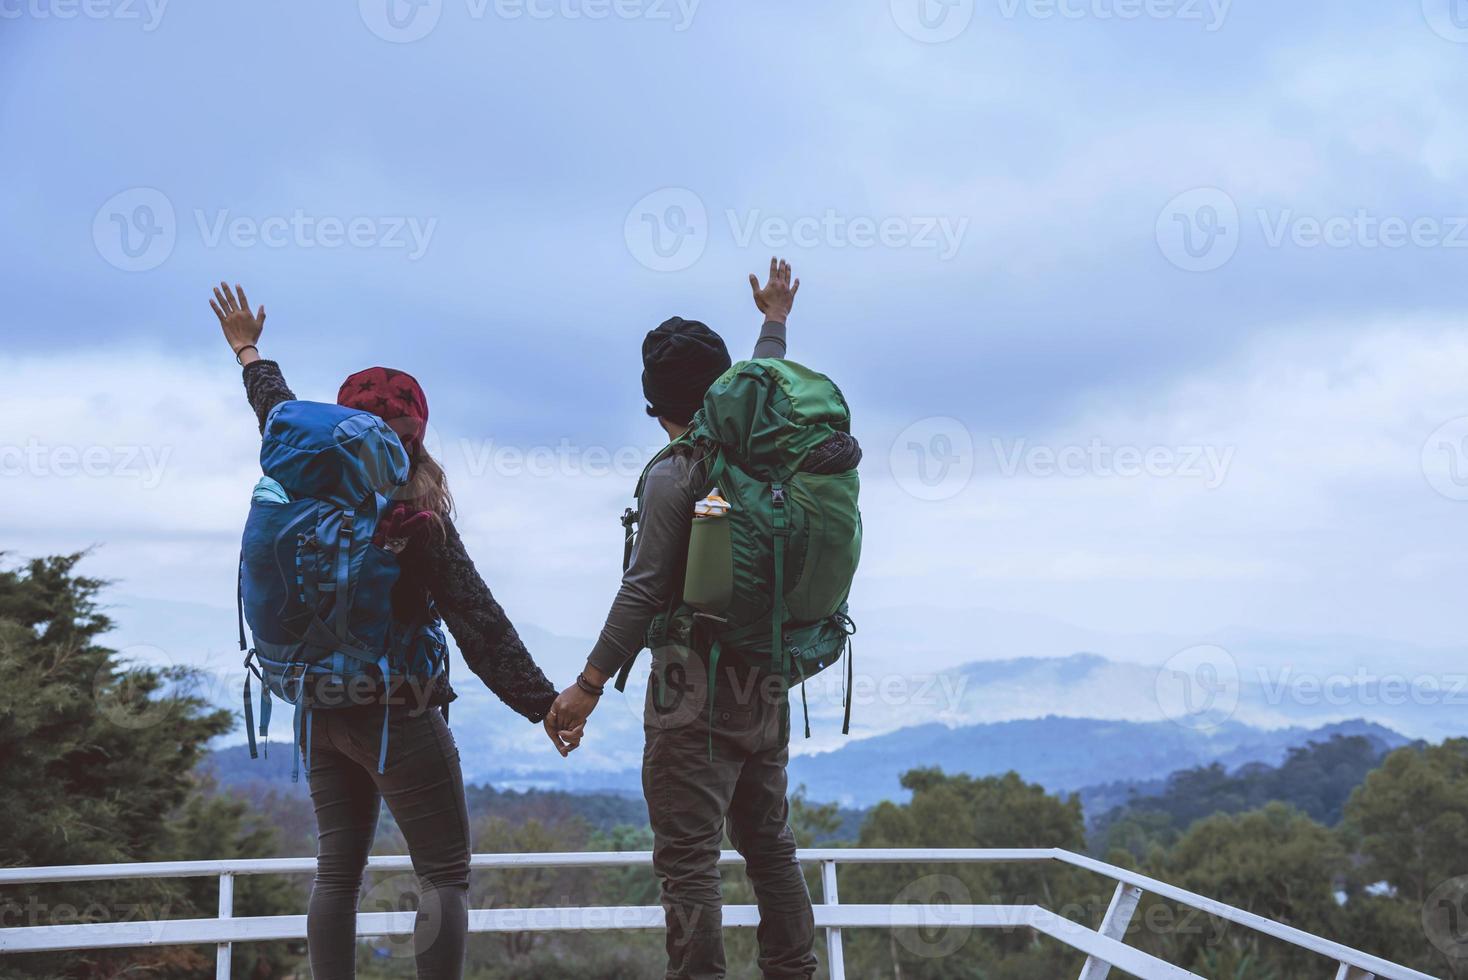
[4,0,1468,709]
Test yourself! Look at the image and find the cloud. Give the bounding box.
[7,309,1468,687]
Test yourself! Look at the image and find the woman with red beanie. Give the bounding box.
[210,282,567,980]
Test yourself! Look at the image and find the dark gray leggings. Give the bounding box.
[304,706,470,980]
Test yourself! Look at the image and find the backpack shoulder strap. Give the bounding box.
[612,434,709,693]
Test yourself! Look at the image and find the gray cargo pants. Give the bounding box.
[642,652,818,980]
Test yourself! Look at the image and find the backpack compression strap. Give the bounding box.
[770,482,792,744]
[332,508,357,643]
[612,440,694,694]
[770,482,789,677]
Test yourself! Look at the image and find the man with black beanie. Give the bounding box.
[547,259,818,979]
[640,315,733,425]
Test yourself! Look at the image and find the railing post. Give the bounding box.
[215,872,234,980]
[1334,965,1374,980]
[820,859,845,980]
[1076,881,1143,980]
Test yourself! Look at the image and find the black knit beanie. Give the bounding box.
[641,316,731,425]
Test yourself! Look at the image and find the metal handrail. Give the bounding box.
[0,848,1438,980]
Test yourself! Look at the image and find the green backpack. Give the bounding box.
[615,357,862,736]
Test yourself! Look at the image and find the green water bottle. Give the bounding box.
[683,488,733,615]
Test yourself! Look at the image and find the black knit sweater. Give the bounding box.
[243,360,557,723]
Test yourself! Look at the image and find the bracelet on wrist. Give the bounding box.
[234,344,259,365]
[576,673,605,697]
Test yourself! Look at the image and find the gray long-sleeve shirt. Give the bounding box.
[587,320,788,676]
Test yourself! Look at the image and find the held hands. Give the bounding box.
[749,256,799,324]
[543,671,605,758]
[210,282,266,364]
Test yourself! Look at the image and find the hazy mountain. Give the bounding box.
[208,713,1410,812]
[781,716,1411,808]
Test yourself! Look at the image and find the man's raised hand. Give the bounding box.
[749,257,799,324]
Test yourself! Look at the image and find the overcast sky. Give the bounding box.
[4,0,1468,692]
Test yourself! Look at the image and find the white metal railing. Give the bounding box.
[0,848,1438,980]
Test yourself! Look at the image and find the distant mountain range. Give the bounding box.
[209,712,1412,811]
[112,592,1454,809]
[784,716,1411,807]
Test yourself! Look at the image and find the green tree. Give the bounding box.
[842,769,1097,980]
[1339,739,1468,978]
[0,554,296,978]
[1342,739,1468,905]
[1141,803,1345,976]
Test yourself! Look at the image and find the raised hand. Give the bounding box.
[748,256,799,324]
[210,282,266,364]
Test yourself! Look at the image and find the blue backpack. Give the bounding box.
[237,400,450,781]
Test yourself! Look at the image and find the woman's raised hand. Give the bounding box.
[210,282,266,364]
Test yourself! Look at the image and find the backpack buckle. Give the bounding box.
[282,662,309,704]
[771,486,786,505]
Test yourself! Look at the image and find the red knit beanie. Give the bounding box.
[337,367,429,457]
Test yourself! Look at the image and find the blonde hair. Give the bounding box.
[403,441,454,535]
